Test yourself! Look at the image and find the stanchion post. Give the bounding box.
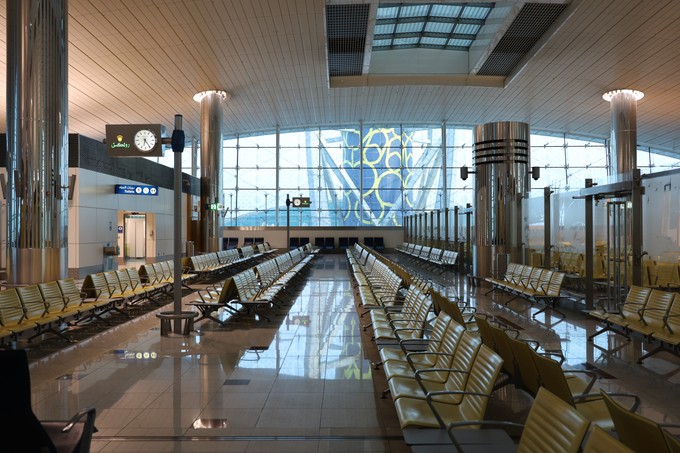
[171,115,185,333]
[286,194,291,249]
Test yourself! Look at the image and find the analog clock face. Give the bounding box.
[293,198,301,207]
[134,129,157,152]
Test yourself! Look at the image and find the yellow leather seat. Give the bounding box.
[379,313,458,375]
[393,344,503,429]
[531,349,639,430]
[388,330,480,403]
[601,389,671,453]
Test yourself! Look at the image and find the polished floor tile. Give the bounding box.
[23,253,680,451]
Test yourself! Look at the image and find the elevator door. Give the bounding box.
[124,214,146,259]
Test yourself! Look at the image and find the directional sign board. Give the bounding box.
[114,184,158,196]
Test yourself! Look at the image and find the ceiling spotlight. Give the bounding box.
[602,89,644,102]
[193,90,231,103]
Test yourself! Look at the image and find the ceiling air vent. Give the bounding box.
[477,3,568,77]
[326,3,371,77]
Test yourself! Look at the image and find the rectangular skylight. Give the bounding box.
[424,22,454,34]
[375,24,395,35]
[393,37,419,46]
[373,3,493,52]
[421,37,448,46]
[461,5,492,20]
[431,4,463,18]
[396,22,424,34]
[400,5,430,17]
[454,23,481,35]
[448,38,472,47]
[377,6,399,19]
[373,39,392,47]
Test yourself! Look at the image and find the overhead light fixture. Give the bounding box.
[602,89,644,102]
[193,90,231,103]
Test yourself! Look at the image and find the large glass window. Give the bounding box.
[146,125,680,227]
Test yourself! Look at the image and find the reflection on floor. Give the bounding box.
[25,254,680,452]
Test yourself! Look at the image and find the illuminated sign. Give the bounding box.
[114,184,158,196]
[205,203,225,211]
[106,124,163,157]
[292,197,311,208]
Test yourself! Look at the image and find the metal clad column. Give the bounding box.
[603,90,643,181]
[194,90,229,253]
[7,0,68,284]
[473,122,530,279]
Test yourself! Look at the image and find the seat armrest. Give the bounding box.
[563,369,597,393]
[424,391,495,428]
[414,367,470,380]
[405,351,452,368]
[61,407,97,433]
[576,392,640,412]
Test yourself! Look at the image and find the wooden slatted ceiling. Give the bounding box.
[0,1,679,153]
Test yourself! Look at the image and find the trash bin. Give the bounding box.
[103,245,119,271]
[186,241,194,257]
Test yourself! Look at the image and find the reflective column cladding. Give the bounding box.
[473,122,530,279]
[6,0,69,284]
[194,90,229,253]
[603,89,644,181]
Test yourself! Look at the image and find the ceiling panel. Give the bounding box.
[0,0,678,154]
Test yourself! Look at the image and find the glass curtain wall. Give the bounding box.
[146,127,680,232]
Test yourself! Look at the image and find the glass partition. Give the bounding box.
[643,171,680,260]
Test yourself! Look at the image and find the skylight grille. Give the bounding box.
[477,2,569,76]
[326,3,371,76]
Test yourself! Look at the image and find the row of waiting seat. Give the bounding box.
[395,242,458,273]
[351,256,510,442]
[587,285,680,363]
[359,262,662,451]
[348,242,431,299]
[404,316,650,451]
[529,249,680,292]
[346,249,501,432]
[485,262,567,320]
[187,244,318,325]
[347,243,402,307]
[183,244,276,281]
[472,313,680,453]
[0,276,131,346]
[484,263,566,318]
[349,244,675,451]
[291,236,384,250]
[82,267,175,309]
[0,256,210,347]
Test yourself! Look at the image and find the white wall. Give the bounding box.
[69,168,187,276]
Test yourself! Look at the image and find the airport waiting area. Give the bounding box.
[3,239,680,453]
